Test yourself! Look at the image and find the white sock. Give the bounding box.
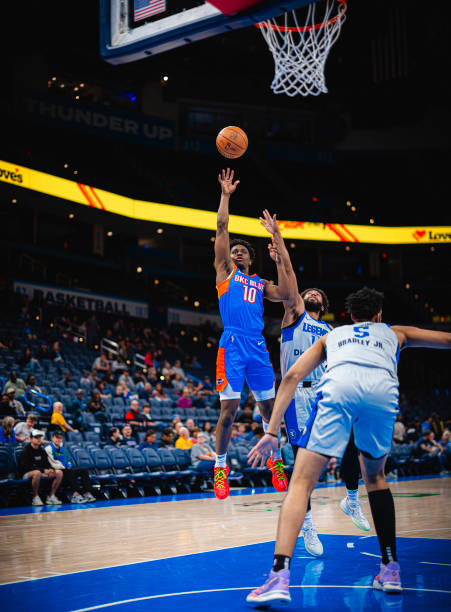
[347,489,359,503]
[303,510,314,529]
[263,422,282,460]
[215,453,227,468]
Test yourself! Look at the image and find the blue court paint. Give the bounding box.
[1,474,448,517]
[1,535,450,611]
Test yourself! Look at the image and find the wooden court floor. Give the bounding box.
[0,477,450,585]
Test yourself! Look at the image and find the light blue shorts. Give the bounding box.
[299,365,399,459]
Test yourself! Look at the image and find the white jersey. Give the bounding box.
[325,321,399,379]
[280,311,332,381]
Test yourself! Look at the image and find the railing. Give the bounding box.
[23,389,52,414]
[134,353,146,371]
[100,337,120,357]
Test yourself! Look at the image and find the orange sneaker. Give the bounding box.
[214,465,230,500]
[267,457,288,492]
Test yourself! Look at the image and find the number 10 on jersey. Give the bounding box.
[243,286,257,303]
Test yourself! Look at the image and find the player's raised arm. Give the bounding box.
[214,168,240,284]
[248,337,327,467]
[259,210,302,309]
[392,326,451,350]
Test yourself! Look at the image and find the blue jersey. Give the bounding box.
[217,266,266,335]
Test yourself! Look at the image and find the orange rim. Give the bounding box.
[256,0,346,33]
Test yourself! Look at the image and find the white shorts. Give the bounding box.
[284,385,319,446]
[299,365,399,459]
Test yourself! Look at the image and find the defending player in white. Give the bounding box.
[246,287,451,605]
[260,210,369,557]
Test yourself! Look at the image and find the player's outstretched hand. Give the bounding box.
[259,209,280,236]
[218,168,240,195]
[248,433,279,468]
[268,239,281,264]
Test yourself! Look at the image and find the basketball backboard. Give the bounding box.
[100,0,319,65]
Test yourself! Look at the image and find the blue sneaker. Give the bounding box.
[246,569,291,605]
[373,562,402,593]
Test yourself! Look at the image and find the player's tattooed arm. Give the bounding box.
[248,338,327,468]
[215,168,240,283]
[392,326,451,350]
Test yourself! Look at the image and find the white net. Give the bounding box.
[258,0,347,97]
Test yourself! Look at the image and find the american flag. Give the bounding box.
[134,0,166,22]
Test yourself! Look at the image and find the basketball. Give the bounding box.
[216,126,248,159]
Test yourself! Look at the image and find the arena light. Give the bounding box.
[184,296,188,301]
[405,283,410,289]
[351,206,356,212]
[107,231,113,237]
[370,219,374,224]
[11,199,17,204]
[210,237,215,242]
[180,330,185,335]
[194,301,200,308]
[193,336,198,342]
[154,279,159,285]
[137,266,143,273]
[430,246,435,252]
[68,213,75,219]
[157,228,164,234]
[64,163,68,168]
[345,245,350,251]
[290,243,296,248]
[346,201,351,207]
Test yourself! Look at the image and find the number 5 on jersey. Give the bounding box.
[243,286,257,303]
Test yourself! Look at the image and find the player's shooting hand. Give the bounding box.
[247,433,278,468]
[218,168,240,195]
[259,209,280,236]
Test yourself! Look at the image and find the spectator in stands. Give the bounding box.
[230,425,241,445]
[93,352,110,374]
[20,347,40,370]
[88,369,100,388]
[172,360,185,378]
[172,373,185,393]
[80,370,92,389]
[50,402,78,433]
[185,418,195,436]
[161,361,173,376]
[237,405,254,426]
[111,355,127,374]
[119,370,135,390]
[202,376,213,393]
[18,429,63,506]
[202,421,214,443]
[0,416,18,443]
[416,430,448,474]
[158,427,174,449]
[162,374,173,389]
[125,399,142,429]
[139,429,158,451]
[87,392,107,421]
[439,431,451,469]
[406,421,420,443]
[393,414,406,444]
[246,424,265,445]
[175,427,193,450]
[14,413,38,443]
[60,371,73,388]
[96,381,113,401]
[106,427,123,447]
[45,429,96,503]
[37,342,51,361]
[152,383,168,402]
[177,387,193,410]
[50,341,64,362]
[191,432,216,472]
[421,416,433,435]
[191,355,202,369]
[135,372,152,399]
[5,388,26,417]
[0,393,15,418]
[70,389,86,415]
[25,374,42,394]
[141,404,155,426]
[121,424,138,447]
[5,371,27,398]
[173,421,184,438]
[324,457,340,484]
[430,413,444,438]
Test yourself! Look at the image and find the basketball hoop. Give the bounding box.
[256,0,347,97]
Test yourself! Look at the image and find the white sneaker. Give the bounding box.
[71,492,87,504]
[46,494,62,505]
[340,497,370,531]
[301,525,324,556]
[83,492,96,503]
[32,495,44,506]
